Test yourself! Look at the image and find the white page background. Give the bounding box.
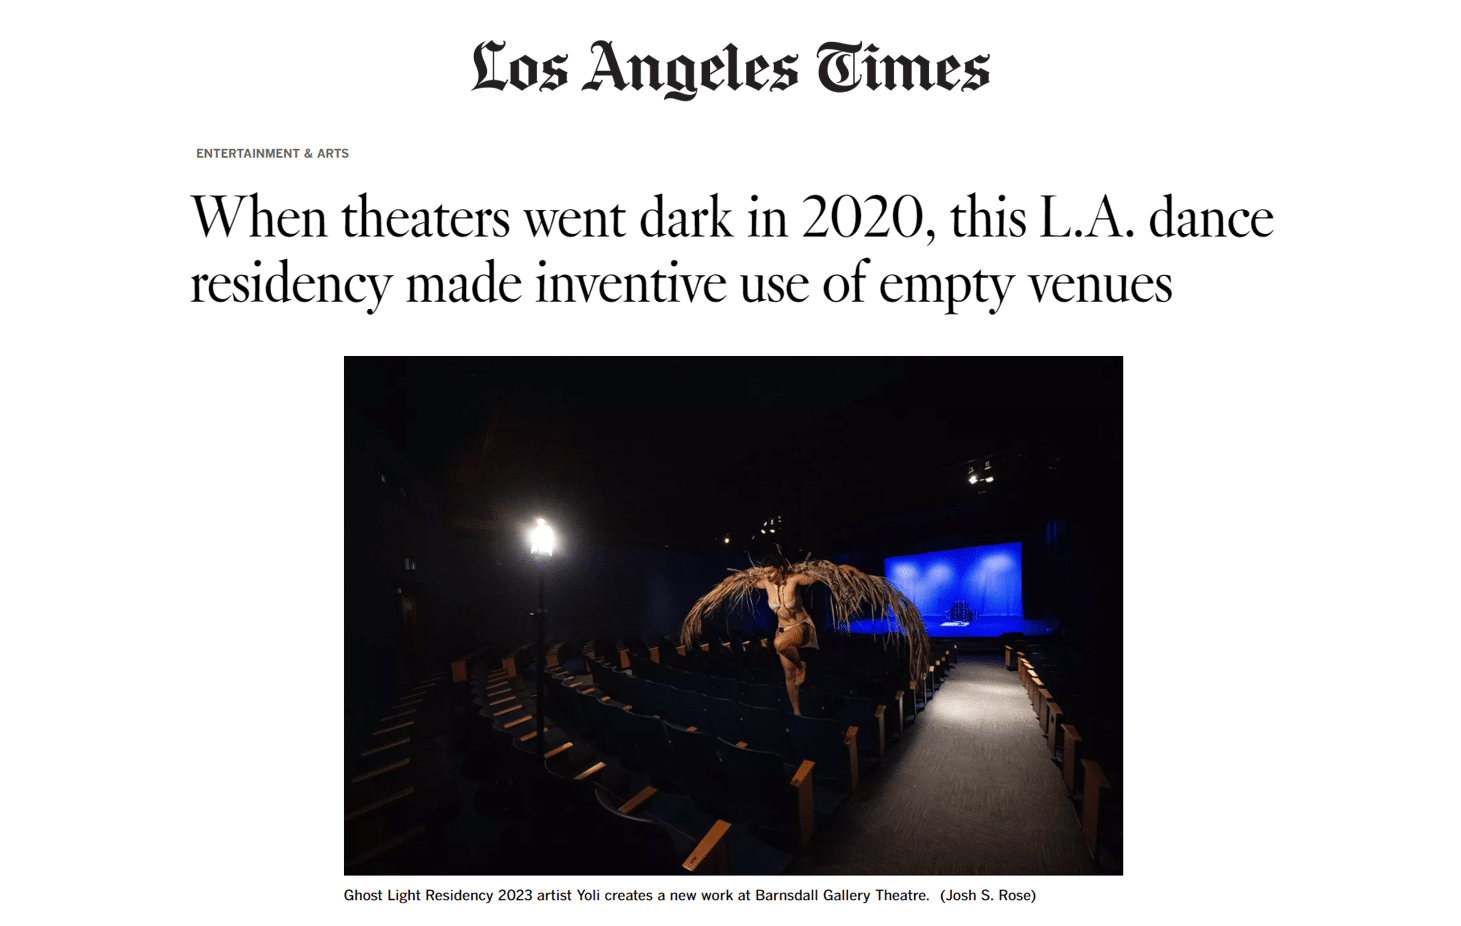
[4,1,1455,921]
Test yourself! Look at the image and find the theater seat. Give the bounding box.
[787,713,859,792]
[740,703,793,762]
[713,738,806,852]
[663,724,730,814]
[588,786,732,874]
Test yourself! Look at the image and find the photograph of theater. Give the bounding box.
[344,356,1121,875]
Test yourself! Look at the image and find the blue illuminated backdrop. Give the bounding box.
[844,542,1044,638]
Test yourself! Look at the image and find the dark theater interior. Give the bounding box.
[344,356,1122,876]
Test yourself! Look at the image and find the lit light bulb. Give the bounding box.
[529,518,555,556]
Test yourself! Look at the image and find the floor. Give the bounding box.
[788,655,1098,875]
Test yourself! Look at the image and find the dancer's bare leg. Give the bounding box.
[775,623,809,715]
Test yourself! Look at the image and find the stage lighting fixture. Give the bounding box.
[530,518,555,557]
[967,454,1005,490]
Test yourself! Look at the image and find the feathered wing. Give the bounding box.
[679,567,768,647]
[791,559,931,682]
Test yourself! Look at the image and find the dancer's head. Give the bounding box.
[760,548,792,583]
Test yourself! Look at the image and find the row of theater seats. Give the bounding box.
[543,676,812,866]
[343,669,458,873]
[465,658,750,874]
[493,633,944,869]
[620,653,899,758]
[645,625,952,709]
[1005,642,1121,873]
[511,629,951,727]
[584,658,869,789]
[344,654,590,874]
[583,631,960,799]
[631,630,959,731]
[345,646,738,874]
[341,629,955,875]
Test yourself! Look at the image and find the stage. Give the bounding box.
[843,616,1056,639]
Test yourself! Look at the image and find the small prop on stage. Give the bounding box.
[680,556,931,715]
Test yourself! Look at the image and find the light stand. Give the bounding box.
[529,519,555,758]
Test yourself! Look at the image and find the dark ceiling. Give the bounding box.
[345,357,1121,554]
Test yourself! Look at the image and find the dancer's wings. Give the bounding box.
[679,559,930,681]
[679,566,770,646]
[789,560,930,681]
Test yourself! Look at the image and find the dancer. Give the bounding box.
[680,556,929,715]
